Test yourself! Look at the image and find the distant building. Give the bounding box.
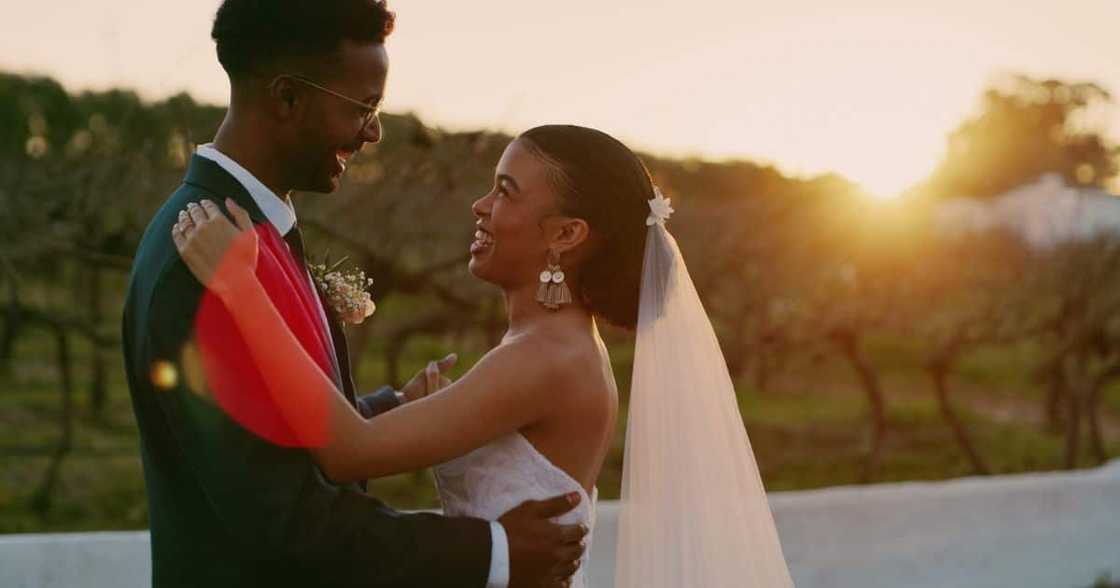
[935,174,1120,248]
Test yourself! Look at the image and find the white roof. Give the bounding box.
[935,173,1120,248]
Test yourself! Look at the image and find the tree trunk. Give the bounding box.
[0,269,22,376]
[836,333,887,483]
[1063,356,1084,470]
[753,352,771,394]
[31,326,75,513]
[726,308,751,381]
[928,363,991,475]
[1043,370,1066,434]
[384,336,405,389]
[86,266,108,416]
[0,302,19,377]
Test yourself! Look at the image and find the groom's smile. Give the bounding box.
[292,41,388,193]
[334,147,357,176]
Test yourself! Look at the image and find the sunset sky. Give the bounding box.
[4,0,1119,197]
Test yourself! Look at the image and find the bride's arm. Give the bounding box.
[173,199,555,482]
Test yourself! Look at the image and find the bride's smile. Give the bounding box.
[470,224,494,254]
[466,138,574,288]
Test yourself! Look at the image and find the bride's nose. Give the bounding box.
[471,194,491,218]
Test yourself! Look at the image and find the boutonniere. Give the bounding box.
[308,254,376,326]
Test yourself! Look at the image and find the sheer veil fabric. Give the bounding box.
[614,223,795,587]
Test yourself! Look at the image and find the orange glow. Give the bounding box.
[2,1,1117,195]
[189,224,334,448]
[180,341,208,398]
[149,360,178,391]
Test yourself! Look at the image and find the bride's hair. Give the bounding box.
[518,125,655,330]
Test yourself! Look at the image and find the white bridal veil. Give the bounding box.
[614,214,795,587]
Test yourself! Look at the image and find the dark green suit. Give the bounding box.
[122,154,491,587]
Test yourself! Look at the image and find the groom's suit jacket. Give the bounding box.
[122,154,491,588]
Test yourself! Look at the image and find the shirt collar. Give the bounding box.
[195,143,297,235]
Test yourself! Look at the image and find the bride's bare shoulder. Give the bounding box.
[492,328,611,404]
[478,332,588,380]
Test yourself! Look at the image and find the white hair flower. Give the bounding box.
[646,185,675,226]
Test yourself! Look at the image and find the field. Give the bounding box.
[3,323,1117,534]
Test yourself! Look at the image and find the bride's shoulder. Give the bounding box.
[476,330,600,390]
[481,333,571,373]
[511,330,609,397]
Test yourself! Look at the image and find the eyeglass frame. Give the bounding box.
[270,73,382,130]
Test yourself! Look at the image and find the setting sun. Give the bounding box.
[2,0,1117,192]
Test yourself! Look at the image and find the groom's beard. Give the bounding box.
[294,141,363,194]
[286,147,338,193]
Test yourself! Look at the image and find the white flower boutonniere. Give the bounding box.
[647,185,675,226]
[309,256,376,326]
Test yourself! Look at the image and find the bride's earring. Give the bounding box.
[536,251,572,311]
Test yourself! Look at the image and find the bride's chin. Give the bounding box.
[468,258,503,286]
[467,257,485,278]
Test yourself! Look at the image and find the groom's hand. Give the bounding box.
[400,353,457,402]
[499,492,587,588]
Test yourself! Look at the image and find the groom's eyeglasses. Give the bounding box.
[272,74,382,130]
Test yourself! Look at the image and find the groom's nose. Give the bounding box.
[359,116,383,144]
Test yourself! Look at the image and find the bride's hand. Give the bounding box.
[399,353,457,402]
[171,198,258,300]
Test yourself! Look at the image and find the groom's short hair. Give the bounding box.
[212,0,395,79]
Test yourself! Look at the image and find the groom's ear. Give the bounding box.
[267,77,301,122]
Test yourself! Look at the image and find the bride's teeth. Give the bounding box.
[473,230,493,247]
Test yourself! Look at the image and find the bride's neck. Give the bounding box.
[504,280,592,338]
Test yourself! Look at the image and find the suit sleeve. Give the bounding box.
[356,386,403,419]
[144,258,492,588]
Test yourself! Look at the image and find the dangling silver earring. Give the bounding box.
[536,251,572,311]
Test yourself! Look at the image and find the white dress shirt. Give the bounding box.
[194,144,510,588]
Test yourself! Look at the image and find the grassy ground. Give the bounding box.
[2,328,1118,533]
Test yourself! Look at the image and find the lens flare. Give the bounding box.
[149,360,179,390]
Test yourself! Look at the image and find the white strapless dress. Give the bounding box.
[433,432,598,588]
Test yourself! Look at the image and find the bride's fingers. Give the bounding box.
[186,201,208,226]
[200,199,222,222]
[171,223,187,250]
[225,198,253,232]
[177,209,194,230]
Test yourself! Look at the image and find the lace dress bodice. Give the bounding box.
[434,432,598,588]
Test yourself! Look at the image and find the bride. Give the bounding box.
[172,124,794,588]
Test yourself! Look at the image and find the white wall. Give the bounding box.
[3,460,1119,588]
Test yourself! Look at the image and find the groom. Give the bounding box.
[121,1,585,587]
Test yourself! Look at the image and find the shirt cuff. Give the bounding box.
[486,521,510,588]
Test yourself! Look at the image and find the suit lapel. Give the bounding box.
[183,154,351,401]
[312,280,358,406]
